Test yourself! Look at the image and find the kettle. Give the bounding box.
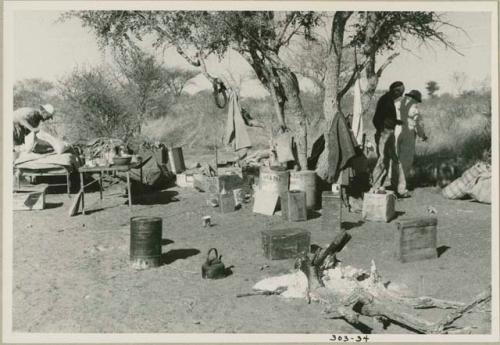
[201,248,226,279]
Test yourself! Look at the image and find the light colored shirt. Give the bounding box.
[13,107,43,131]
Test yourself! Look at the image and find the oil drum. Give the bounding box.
[258,166,289,194]
[130,216,162,269]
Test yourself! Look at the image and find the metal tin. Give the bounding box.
[289,170,317,210]
[321,191,342,232]
[168,147,186,173]
[130,216,162,269]
[281,190,307,222]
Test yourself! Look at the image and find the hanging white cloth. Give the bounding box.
[351,78,364,145]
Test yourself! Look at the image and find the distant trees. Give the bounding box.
[450,71,468,96]
[14,78,57,109]
[426,81,440,98]
[13,49,197,142]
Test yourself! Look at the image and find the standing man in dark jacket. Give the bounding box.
[371,81,406,195]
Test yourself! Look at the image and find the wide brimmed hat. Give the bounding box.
[41,104,55,115]
[405,90,422,103]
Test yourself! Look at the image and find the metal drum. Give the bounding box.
[168,147,186,173]
[290,170,317,210]
[258,166,289,194]
[130,216,162,269]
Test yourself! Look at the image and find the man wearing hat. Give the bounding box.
[371,81,405,194]
[13,104,55,146]
[395,90,428,195]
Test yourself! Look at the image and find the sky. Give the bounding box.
[12,10,492,97]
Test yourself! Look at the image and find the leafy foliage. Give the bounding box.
[58,66,135,140]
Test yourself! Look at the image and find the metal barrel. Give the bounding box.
[321,191,342,232]
[258,166,289,194]
[290,170,317,210]
[130,216,163,269]
[168,147,186,173]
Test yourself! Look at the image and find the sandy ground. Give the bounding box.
[12,175,492,334]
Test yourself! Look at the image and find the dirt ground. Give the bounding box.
[12,169,492,334]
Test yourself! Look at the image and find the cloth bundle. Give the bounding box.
[442,162,491,203]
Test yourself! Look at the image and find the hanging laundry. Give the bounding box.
[351,78,364,146]
[224,90,252,151]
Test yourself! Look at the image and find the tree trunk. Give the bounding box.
[278,68,308,170]
[316,12,351,182]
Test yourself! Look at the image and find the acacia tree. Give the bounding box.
[68,11,322,170]
[426,80,440,98]
[113,49,197,126]
[316,11,459,181]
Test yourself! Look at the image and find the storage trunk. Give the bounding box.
[261,228,310,260]
[395,217,438,263]
[281,190,307,222]
[362,191,396,222]
[13,184,48,211]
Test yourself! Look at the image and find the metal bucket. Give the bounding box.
[130,216,162,269]
[258,166,289,194]
[290,170,317,210]
[168,147,186,173]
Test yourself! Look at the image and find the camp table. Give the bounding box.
[77,162,144,215]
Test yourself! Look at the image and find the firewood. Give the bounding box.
[432,287,491,333]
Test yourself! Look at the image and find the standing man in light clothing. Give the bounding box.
[395,90,428,195]
[13,104,55,146]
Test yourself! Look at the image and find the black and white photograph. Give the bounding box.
[2,1,498,343]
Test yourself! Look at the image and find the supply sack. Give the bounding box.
[469,171,491,204]
[441,176,469,200]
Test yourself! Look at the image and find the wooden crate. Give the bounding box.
[13,184,48,211]
[193,174,243,193]
[362,192,396,222]
[261,228,310,260]
[395,217,438,263]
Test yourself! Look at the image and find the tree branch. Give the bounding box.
[275,12,297,49]
[376,52,400,77]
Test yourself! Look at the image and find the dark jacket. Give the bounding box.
[372,92,401,131]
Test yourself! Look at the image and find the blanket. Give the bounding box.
[14,152,80,171]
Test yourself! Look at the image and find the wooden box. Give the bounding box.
[281,190,307,222]
[261,228,310,260]
[13,184,48,211]
[194,174,243,193]
[219,192,236,213]
[395,217,438,263]
[176,173,194,188]
[362,191,396,222]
